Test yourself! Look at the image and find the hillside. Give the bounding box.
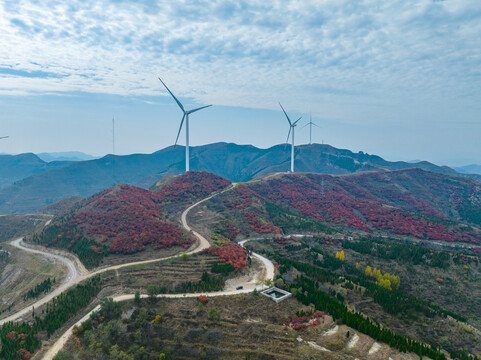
[0,153,71,190]
[5,170,481,360]
[30,184,191,268]
[57,294,426,360]
[200,169,481,247]
[2,143,481,214]
[0,214,50,242]
[29,172,231,268]
[35,196,84,216]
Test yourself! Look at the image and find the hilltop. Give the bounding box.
[29,172,231,268]
[1,142,481,214]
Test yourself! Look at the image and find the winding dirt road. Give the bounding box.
[0,238,80,326]
[2,184,275,359]
[0,186,236,325]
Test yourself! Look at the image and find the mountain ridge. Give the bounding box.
[1,142,480,214]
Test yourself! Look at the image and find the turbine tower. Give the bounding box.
[303,113,319,145]
[159,78,212,172]
[279,102,301,173]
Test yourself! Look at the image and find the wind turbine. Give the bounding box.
[279,102,302,173]
[303,113,319,145]
[159,78,212,172]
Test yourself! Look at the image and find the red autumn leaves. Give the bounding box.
[154,171,231,203]
[64,184,190,254]
[249,172,480,244]
[207,242,248,270]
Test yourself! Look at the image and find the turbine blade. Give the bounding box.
[188,104,212,114]
[279,102,292,126]
[301,122,310,129]
[0,136,8,139]
[158,77,184,112]
[286,127,292,144]
[174,114,186,147]
[293,116,302,126]
[313,123,321,128]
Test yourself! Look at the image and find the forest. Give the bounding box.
[249,174,481,243]
[273,247,477,360]
[0,276,102,360]
[30,184,193,267]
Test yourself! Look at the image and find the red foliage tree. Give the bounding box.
[207,242,248,270]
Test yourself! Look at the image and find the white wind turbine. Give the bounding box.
[159,78,212,172]
[303,113,319,145]
[279,102,302,173]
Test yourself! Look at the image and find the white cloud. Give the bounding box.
[0,0,480,121]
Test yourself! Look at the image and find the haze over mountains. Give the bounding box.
[36,151,97,163]
[454,164,481,175]
[1,142,480,214]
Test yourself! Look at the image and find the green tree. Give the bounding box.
[208,307,220,321]
[147,285,159,302]
[134,290,141,306]
[99,297,121,321]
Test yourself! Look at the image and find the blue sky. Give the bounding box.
[0,0,480,166]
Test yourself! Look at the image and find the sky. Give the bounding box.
[0,0,480,166]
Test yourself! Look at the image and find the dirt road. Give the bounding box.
[5,183,275,359]
[0,238,80,326]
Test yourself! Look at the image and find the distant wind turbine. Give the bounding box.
[159,78,212,172]
[303,113,319,145]
[279,102,302,173]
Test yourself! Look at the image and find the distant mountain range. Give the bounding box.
[1,142,480,214]
[0,153,72,190]
[454,164,481,175]
[36,151,98,162]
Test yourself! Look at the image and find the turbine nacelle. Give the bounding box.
[285,116,302,144]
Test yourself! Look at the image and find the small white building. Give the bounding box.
[261,287,292,303]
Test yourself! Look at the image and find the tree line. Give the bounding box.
[342,237,451,268]
[0,276,102,360]
[23,278,56,302]
[304,245,466,321]
[293,274,478,360]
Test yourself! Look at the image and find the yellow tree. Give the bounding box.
[365,265,372,276]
